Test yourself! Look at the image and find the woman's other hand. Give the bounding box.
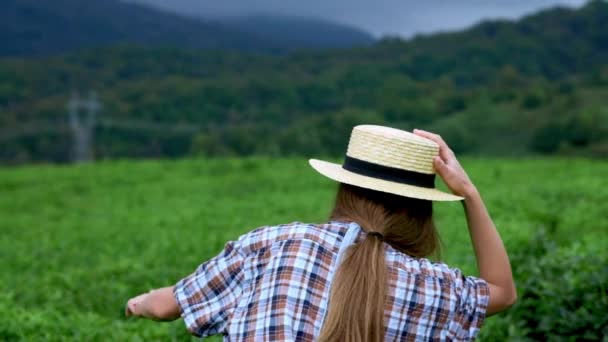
[413,129,476,198]
[125,287,180,321]
[125,292,149,317]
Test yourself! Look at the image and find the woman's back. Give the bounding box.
[126,127,515,341]
[174,221,489,341]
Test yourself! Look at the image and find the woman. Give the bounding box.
[125,125,516,341]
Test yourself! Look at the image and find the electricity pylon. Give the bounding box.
[67,91,102,163]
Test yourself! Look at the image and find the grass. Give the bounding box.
[1,157,606,340]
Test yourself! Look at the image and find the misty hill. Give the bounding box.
[391,0,608,83]
[218,15,374,50]
[1,0,374,57]
[1,1,607,164]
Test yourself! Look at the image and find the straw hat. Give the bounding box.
[309,125,463,201]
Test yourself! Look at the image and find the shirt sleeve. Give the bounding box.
[173,239,248,337]
[448,268,490,340]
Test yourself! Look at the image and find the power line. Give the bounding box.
[0,118,204,141]
[99,118,202,133]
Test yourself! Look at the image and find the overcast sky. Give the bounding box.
[129,0,587,37]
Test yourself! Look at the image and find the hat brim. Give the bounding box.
[309,159,463,202]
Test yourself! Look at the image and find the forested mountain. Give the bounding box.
[218,15,374,50]
[1,1,607,164]
[1,0,374,57]
[366,0,608,84]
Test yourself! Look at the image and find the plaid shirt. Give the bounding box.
[174,221,489,341]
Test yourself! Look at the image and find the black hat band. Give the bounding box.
[342,155,436,189]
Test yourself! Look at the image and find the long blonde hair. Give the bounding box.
[318,183,439,342]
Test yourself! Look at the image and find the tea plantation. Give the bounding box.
[1,157,606,341]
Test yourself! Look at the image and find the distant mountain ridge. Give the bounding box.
[393,0,608,82]
[217,15,374,50]
[0,0,375,57]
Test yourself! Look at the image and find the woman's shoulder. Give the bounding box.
[384,247,474,284]
[235,221,349,255]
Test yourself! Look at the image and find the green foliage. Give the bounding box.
[0,157,606,340]
[531,107,608,155]
[0,294,196,341]
[1,1,608,163]
[479,231,608,341]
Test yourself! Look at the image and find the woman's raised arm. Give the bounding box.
[414,129,517,316]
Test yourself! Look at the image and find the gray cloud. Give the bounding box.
[127,0,587,37]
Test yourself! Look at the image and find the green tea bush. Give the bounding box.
[480,229,608,341]
[1,158,606,340]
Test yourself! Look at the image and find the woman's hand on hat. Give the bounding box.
[413,129,476,198]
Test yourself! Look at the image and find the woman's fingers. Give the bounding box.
[413,129,447,148]
[413,129,475,196]
[433,156,449,176]
[126,298,140,317]
[125,302,133,317]
[413,129,453,161]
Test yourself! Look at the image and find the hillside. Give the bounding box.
[1,1,607,164]
[1,0,374,57]
[397,0,608,82]
[218,15,374,50]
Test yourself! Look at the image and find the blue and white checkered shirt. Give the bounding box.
[174,221,489,341]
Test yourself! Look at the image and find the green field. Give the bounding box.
[1,157,606,341]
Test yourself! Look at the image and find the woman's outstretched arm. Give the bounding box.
[125,286,180,321]
[414,129,517,316]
